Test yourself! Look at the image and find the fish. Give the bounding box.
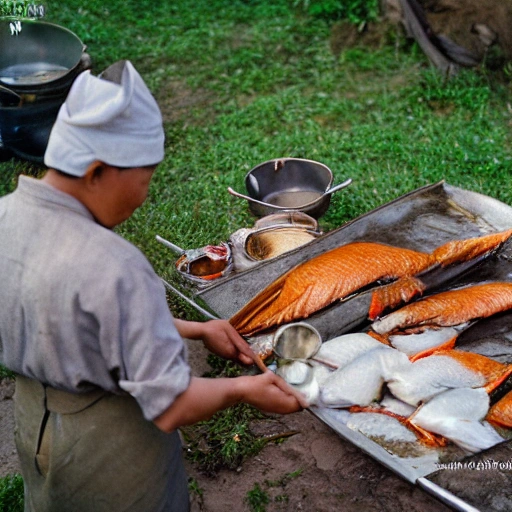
[230,229,512,336]
[230,242,432,335]
[386,327,460,359]
[387,349,512,406]
[410,387,504,453]
[372,282,512,337]
[311,332,386,369]
[347,403,448,448]
[318,346,411,408]
[487,390,512,428]
[369,228,512,320]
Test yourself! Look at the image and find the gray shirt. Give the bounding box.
[0,175,191,420]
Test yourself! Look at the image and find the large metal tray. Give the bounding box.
[185,181,512,511]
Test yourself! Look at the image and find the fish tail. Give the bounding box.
[431,228,512,267]
[229,276,286,334]
[484,365,512,394]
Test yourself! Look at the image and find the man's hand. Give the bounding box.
[173,318,255,366]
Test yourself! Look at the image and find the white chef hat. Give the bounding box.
[44,60,164,177]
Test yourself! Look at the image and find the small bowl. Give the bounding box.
[273,322,322,360]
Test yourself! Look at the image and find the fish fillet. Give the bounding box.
[312,333,386,369]
[231,229,512,336]
[387,349,512,406]
[372,282,512,335]
[318,346,411,408]
[487,390,512,428]
[411,387,503,453]
[369,228,512,319]
[230,242,432,335]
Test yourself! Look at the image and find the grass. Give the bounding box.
[1,0,512,500]
[0,474,23,512]
[181,355,269,474]
[244,469,303,511]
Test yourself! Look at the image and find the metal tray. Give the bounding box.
[184,181,512,511]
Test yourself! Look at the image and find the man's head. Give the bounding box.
[44,60,164,176]
[42,60,164,228]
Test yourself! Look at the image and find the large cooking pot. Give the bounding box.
[228,158,352,218]
[0,20,89,162]
[0,20,86,97]
[0,97,63,162]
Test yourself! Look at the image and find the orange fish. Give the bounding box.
[369,228,512,319]
[230,242,432,336]
[231,229,512,336]
[487,391,512,429]
[372,282,512,336]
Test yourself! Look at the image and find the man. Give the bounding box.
[0,60,304,511]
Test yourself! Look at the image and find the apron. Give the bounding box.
[14,375,190,512]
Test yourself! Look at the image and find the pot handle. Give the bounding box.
[0,85,21,107]
[227,186,278,209]
[325,178,352,196]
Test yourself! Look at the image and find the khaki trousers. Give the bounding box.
[14,376,189,512]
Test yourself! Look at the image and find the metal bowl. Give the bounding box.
[228,158,351,218]
[273,322,322,360]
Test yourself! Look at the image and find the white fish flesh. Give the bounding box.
[388,326,460,357]
[387,354,487,406]
[379,393,416,417]
[347,412,418,443]
[312,332,386,369]
[319,347,411,408]
[411,387,504,453]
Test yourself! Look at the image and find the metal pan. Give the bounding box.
[228,157,352,218]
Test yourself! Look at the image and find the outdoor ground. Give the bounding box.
[1,341,452,512]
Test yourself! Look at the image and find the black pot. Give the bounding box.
[0,97,63,163]
[0,20,85,94]
[0,21,90,162]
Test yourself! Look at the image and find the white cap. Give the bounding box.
[44,60,164,176]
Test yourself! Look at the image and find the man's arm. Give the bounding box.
[153,373,304,433]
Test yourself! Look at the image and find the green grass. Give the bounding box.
[181,355,268,474]
[244,469,303,511]
[0,474,23,512]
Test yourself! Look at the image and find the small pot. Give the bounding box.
[228,158,352,218]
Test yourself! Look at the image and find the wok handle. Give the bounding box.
[325,178,352,196]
